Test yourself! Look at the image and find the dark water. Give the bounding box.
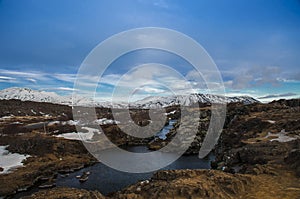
[56,146,214,195]
[11,120,214,198]
[156,120,176,140]
[12,147,213,198]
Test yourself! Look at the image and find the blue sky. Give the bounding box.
[0,0,299,102]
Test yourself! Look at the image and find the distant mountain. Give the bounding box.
[134,93,259,109]
[0,87,126,108]
[0,87,259,108]
[0,87,68,104]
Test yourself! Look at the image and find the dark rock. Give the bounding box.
[285,149,300,177]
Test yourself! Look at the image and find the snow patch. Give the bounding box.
[94,118,120,125]
[65,120,79,125]
[48,121,60,125]
[0,146,29,174]
[267,120,276,124]
[265,129,298,143]
[0,115,14,120]
[56,132,93,141]
[165,110,176,115]
[56,127,101,141]
[81,127,102,135]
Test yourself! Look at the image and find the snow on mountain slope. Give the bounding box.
[134,93,259,109]
[0,87,68,104]
[0,88,129,108]
[0,87,259,108]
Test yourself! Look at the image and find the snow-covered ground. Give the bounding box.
[0,115,14,120]
[265,129,298,142]
[48,120,80,126]
[164,110,176,115]
[56,127,102,141]
[94,118,120,125]
[266,120,276,124]
[0,146,29,174]
[48,119,119,126]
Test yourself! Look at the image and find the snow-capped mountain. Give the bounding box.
[0,87,68,104]
[134,94,259,109]
[0,87,259,108]
[0,88,127,108]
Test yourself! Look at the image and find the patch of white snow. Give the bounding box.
[267,120,276,124]
[265,129,298,143]
[0,146,29,174]
[56,127,101,141]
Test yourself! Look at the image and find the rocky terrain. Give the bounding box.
[22,187,106,199]
[0,132,96,197]
[0,97,299,198]
[148,106,211,154]
[213,99,300,175]
[112,98,300,199]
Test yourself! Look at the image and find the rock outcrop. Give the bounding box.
[113,169,253,199]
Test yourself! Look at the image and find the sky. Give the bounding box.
[0,0,299,102]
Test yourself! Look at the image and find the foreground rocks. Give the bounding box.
[22,187,106,199]
[113,169,253,199]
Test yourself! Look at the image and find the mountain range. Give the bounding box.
[0,87,259,108]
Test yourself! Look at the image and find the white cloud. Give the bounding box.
[99,74,122,85]
[0,76,16,80]
[2,64,294,102]
[26,78,37,83]
[108,64,197,96]
[56,87,77,91]
[258,92,297,99]
[136,85,165,94]
[257,93,300,103]
[53,73,77,83]
[218,66,283,90]
[0,69,49,81]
